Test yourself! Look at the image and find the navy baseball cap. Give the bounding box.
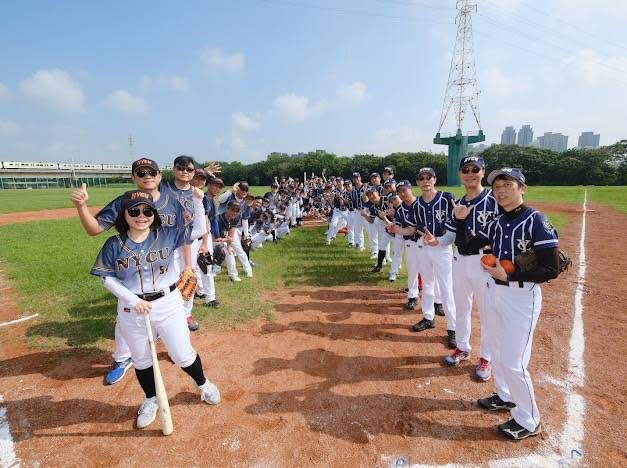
[487,167,526,185]
[352,172,361,179]
[383,179,396,187]
[459,155,485,170]
[343,180,352,186]
[418,167,436,177]
[396,180,412,190]
[131,157,160,173]
[383,166,394,174]
[121,190,156,210]
[366,186,378,194]
[369,172,380,180]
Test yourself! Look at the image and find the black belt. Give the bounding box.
[137,283,177,302]
[460,247,493,256]
[493,279,524,288]
[348,208,355,212]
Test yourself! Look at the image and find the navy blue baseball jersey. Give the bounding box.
[414,191,455,237]
[219,192,251,221]
[213,212,240,239]
[96,191,186,230]
[160,180,194,219]
[394,200,420,241]
[90,226,191,294]
[349,185,365,210]
[446,189,500,254]
[365,199,385,220]
[475,206,559,261]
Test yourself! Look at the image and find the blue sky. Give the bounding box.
[1,0,626,165]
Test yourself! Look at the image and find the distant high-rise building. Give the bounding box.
[501,126,517,145]
[468,143,490,154]
[517,125,533,146]
[538,132,568,152]
[578,131,600,149]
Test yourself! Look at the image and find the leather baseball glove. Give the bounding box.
[197,252,213,275]
[212,242,227,266]
[176,269,198,301]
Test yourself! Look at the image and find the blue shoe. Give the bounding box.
[105,358,133,385]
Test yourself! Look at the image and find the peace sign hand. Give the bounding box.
[452,199,470,220]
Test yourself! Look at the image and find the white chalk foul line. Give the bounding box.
[0,314,39,328]
[390,191,590,468]
[0,396,19,468]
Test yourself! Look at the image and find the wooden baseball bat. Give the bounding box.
[144,314,173,436]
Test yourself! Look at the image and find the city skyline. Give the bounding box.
[0,0,626,164]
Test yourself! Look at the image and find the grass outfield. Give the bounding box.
[0,220,390,349]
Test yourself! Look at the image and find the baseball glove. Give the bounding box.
[212,242,227,266]
[197,252,213,275]
[241,236,252,255]
[514,249,538,272]
[176,269,198,301]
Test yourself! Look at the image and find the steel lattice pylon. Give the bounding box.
[434,0,485,186]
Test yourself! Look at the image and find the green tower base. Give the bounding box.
[434,129,485,186]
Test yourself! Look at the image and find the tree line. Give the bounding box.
[163,141,627,186]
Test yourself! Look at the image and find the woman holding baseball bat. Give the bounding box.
[90,189,221,431]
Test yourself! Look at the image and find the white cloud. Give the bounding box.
[107,143,122,153]
[336,81,367,103]
[232,112,260,130]
[106,90,150,114]
[273,93,326,121]
[0,120,19,135]
[47,142,80,155]
[0,83,9,100]
[200,47,245,74]
[561,49,627,88]
[481,67,530,98]
[141,75,190,92]
[19,70,85,112]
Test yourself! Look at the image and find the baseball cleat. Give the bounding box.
[434,303,445,316]
[444,348,469,366]
[370,253,378,260]
[411,318,435,332]
[388,273,397,282]
[199,379,221,405]
[475,358,492,381]
[371,265,382,273]
[447,330,457,349]
[105,358,133,385]
[348,243,354,247]
[206,300,220,308]
[194,292,206,299]
[404,298,417,310]
[478,393,516,411]
[245,271,253,278]
[229,276,242,282]
[498,418,541,440]
[187,316,200,332]
[136,397,159,429]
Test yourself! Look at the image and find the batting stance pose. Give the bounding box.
[454,168,559,440]
[444,156,500,381]
[90,190,220,430]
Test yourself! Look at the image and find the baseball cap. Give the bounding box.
[209,177,225,188]
[121,190,156,211]
[369,172,380,180]
[131,158,159,173]
[351,172,361,179]
[487,168,526,185]
[396,180,412,190]
[383,166,394,174]
[418,167,436,177]
[193,168,208,179]
[366,185,378,194]
[383,179,396,187]
[459,155,485,170]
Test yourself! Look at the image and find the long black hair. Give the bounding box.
[113,204,162,235]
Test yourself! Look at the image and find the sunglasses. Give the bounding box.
[134,169,158,178]
[461,166,482,174]
[175,165,195,173]
[418,174,433,181]
[127,206,155,218]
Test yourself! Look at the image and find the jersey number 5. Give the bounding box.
[159,266,168,275]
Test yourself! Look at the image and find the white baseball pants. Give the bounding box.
[418,243,456,330]
[390,233,404,274]
[326,209,348,243]
[226,230,252,279]
[405,239,422,299]
[348,211,365,248]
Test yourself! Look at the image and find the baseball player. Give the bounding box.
[411,167,457,349]
[325,179,349,245]
[361,186,393,273]
[217,182,253,281]
[386,194,404,282]
[159,155,206,331]
[362,172,384,259]
[70,157,196,385]
[90,190,221,430]
[347,172,366,251]
[382,166,395,182]
[453,167,559,440]
[444,156,500,381]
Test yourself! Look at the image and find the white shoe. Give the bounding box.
[389,273,397,282]
[382,258,387,265]
[199,379,221,405]
[370,253,378,259]
[229,276,242,282]
[245,271,253,278]
[136,397,158,429]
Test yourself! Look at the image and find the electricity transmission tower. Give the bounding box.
[434,0,485,186]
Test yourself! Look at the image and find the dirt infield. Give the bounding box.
[0,202,626,467]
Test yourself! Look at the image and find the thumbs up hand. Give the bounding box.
[70,183,89,207]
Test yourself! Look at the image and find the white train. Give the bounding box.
[1,161,132,171]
